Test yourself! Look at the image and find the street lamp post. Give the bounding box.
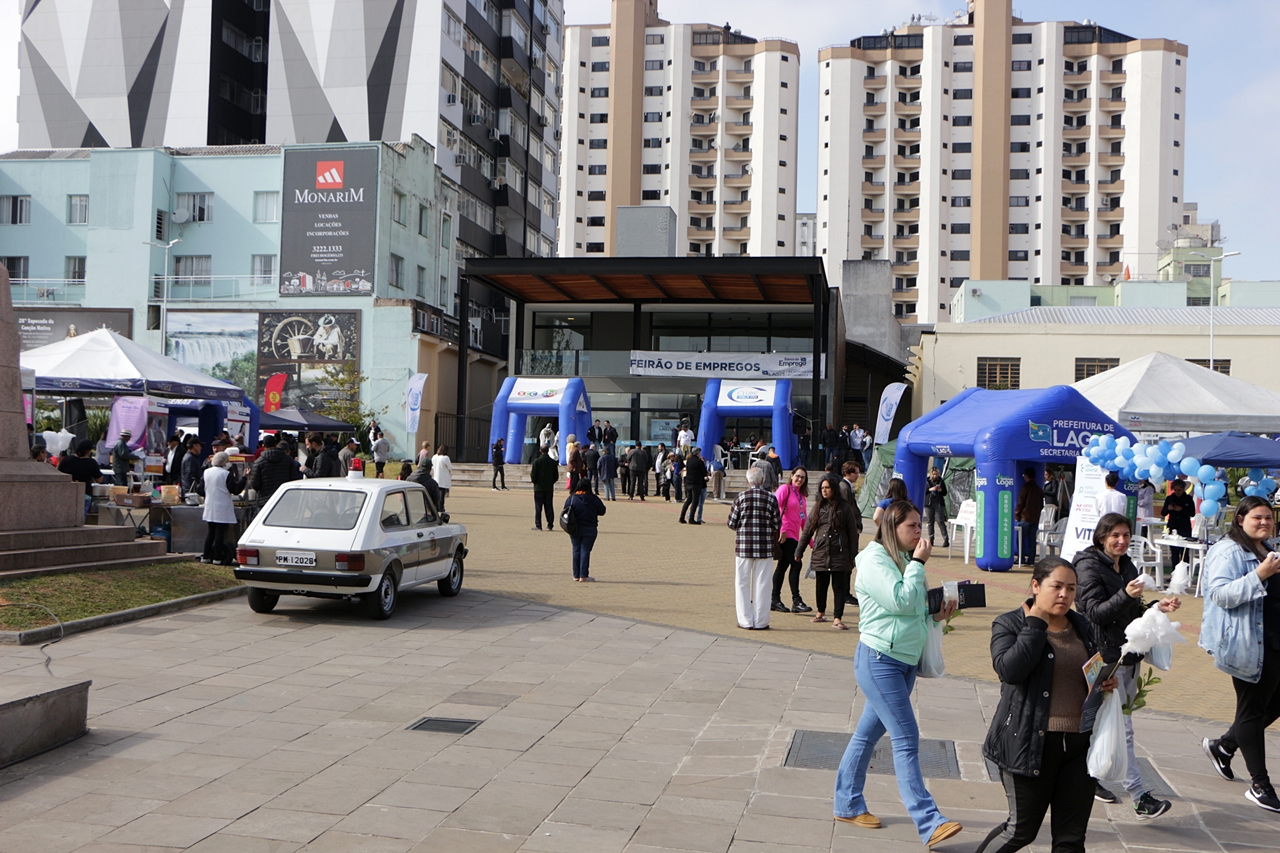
[1189,250,1240,371]
[143,238,182,352]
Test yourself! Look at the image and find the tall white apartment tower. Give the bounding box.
[817,0,1186,322]
[559,0,799,257]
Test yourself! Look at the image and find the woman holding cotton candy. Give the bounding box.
[1072,513,1181,818]
[1199,496,1280,813]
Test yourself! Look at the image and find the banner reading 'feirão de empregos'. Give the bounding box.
[629,351,824,379]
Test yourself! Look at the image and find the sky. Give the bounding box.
[3,0,1277,280]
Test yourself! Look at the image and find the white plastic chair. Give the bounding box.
[1040,518,1069,557]
[1128,535,1165,589]
[947,500,977,564]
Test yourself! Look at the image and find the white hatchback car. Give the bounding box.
[234,477,467,619]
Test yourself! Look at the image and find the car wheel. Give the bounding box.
[437,553,464,597]
[362,570,398,620]
[247,587,279,614]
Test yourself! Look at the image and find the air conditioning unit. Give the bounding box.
[541,23,551,35]
[446,93,457,105]
[488,128,501,141]
[454,154,466,166]
[553,129,562,140]
[488,179,503,190]
[469,114,484,125]
[537,115,549,127]
[555,85,563,96]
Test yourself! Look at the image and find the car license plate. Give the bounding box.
[276,550,317,567]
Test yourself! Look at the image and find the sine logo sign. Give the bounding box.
[315,161,344,188]
[728,386,768,404]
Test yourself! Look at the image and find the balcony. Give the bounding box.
[1062,125,1090,139]
[724,95,753,108]
[896,100,922,116]
[864,101,887,117]
[1061,206,1090,221]
[690,121,719,135]
[1061,179,1089,193]
[1096,260,1123,274]
[893,181,920,195]
[890,261,920,275]
[687,226,715,239]
[1096,233,1123,247]
[690,96,714,105]
[1063,97,1091,113]
[892,206,921,222]
[1099,124,1126,139]
[725,121,753,135]
[893,154,921,169]
[692,71,718,84]
[1061,234,1090,248]
[1097,205,1124,221]
[519,349,633,378]
[689,173,718,188]
[1100,97,1126,112]
[895,127,922,140]
[689,200,717,214]
[9,279,86,305]
[1100,70,1126,84]
[689,146,717,160]
[1061,261,1090,276]
[153,275,280,302]
[861,234,884,249]
[725,145,752,161]
[1097,178,1125,193]
[862,207,886,221]
[861,180,886,194]
[863,75,887,90]
[1064,71,1090,85]
[892,234,919,248]
[722,226,751,240]
[862,127,887,142]
[723,172,752,187]
[1099,152,1125,166]
[722,199,751,213]
[726,69,754,83]
[862,154,885,167]
[897,74,922,89]
[1062,152,1089,165]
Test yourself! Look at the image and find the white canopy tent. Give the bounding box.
[1073,351,1280,434]
[19,328,243,401]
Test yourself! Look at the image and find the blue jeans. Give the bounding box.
[570,527,598,579]
[602,479,616,500]
[696,487,707,522]
[835,643,948,844]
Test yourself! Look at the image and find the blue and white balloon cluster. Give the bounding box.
[1082,436,1277,518]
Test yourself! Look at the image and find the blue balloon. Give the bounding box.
[1103,435,1116,449]
[1246,486,1261,498]
[1149,451,1167,468]
[1166,464,1181,480]
[1180,457,1200,476]
[1249,468,1265,481]
[1263,478,1279,495]
[1158,440,1172,454]
[1197,465,1217,482]
[1200,499,1221,517]
[1121,447,1135,459]
[1205,482,1226,501]
[1194,484,1204,498]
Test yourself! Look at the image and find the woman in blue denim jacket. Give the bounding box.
[1199,496,1280,812]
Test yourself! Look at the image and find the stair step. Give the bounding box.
[0,539,170,574]
[0,526,136,553]
[0,552,195,582]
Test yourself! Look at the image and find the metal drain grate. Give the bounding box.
[784,730,961,779]
[407,717,481,735]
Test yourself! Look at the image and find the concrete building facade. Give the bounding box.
[558,0,799,259]
[817,0,1187,324]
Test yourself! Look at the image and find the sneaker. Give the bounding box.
[1246,782,1280,813]
[771,600,791,613]
[1202,737,1234,781]
[834,812,881,829]
[1094,782,1118,804]
[926,821,962,847]
[1134,791,1172,820]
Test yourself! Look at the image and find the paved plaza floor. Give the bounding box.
[0,484,1276,852]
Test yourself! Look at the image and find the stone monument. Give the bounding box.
[0,265,83,530]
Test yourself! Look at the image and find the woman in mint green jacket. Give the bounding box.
[833,499,960,848]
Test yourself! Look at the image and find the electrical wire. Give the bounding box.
[0,603,64,676]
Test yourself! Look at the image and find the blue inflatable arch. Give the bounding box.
[893,385,1133,572]
[489,377,593,465]
[696,379,799,471]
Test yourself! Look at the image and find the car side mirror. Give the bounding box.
[439,512,450,524]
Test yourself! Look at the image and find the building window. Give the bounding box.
[0,195,31,225]
[951,169,971,180]
[644,86,663,96]
[588,165,607,175]
[1185,263,1212,277]
[173,255,212,285]
[389,254,404,289]
[61,194,89,225]
[950,196,971,207]
[444,9,464,47]
[221,22,264,62]
[392,191,407,224]
[977,357,1021,389]
[642,138,661,148]
[586,242,605,253]
[65,256,86,282]
[1075,358,1119,381]
[174,192,213,222]
[1009,250,1029,261]
[586,216,605,227]
[642,190,661,200]
[950,276,968,288]
[251,254,276,288]
[1009,196,1030,206]
[590,87,609,97]
[591,61,610,72]
[954,34,973,45]
[253,191,279,223]
[1187,358,1230,375]
[1011,114,1031,125]
[954,61,974,72]
[589,113,608,123]
[642,163,661,174]
[645,34,665,44]
[588,190,606,201]
[588,138,607,149]
[1009,222,1030,234]
[416,265,428,298]
[643,112,662,122]
[2,257,29,280]
[953,89,973,99]
[418,205,431,238]
[951,250,970,260]
[1012,60,1032,71]
[950,223,970,234]
[591,35,610,46]
[1010,169,1030,180]
[644,60,663,70]
[953,142,972,153]
[953,116,972,126]
[1012,33,1032,44]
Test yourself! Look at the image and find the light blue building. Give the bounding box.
[1,137,510,456]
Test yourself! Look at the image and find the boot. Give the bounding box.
[791,597,813,614]
[771,599,791,613]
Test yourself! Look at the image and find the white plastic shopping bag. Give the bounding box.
[918,619,946,678]
[1148,644,1173,671]
[1086,690,1128,782]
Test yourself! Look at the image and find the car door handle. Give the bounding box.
[417,532,424,538]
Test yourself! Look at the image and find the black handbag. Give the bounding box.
[559,497,578,534]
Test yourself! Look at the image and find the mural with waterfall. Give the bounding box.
[166,312,259,398]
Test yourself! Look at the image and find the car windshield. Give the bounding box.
[263,489,367,530]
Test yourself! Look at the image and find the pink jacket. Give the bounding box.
[775,483,808,541]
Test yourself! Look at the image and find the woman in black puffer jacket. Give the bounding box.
[979,557,1112,853]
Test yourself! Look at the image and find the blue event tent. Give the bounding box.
[894,385,1131,572]
[1179,431,1280,468]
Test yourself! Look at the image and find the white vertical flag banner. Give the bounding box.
[404,373,428,433]
[874,382,908,445]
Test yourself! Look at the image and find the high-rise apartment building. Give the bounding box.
[559,0,799,258]
[817,0,1186,323]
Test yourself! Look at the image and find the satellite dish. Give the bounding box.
[171,209,191,224]
[1155,239,1171,251]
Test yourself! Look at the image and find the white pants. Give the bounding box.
[735,557,773,629]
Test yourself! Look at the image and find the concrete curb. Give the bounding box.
[0,585,247,646]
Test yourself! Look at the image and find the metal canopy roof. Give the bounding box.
[464,257,828,305]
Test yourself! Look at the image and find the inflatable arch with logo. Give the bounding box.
[696,379,799,471]
[893,385,1132,572]
[489,377,593,465]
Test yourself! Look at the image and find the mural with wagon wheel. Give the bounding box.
[256,311,361,413]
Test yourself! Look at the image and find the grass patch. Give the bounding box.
[0,562,241,632]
